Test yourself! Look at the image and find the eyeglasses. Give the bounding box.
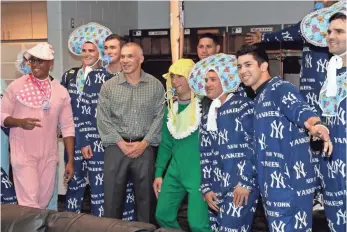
[29,58,44,64]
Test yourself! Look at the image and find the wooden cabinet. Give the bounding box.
[1,2,47,41]
[31,2,48,39]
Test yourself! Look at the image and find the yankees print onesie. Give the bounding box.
[319,67,347,232]
[200,92,259,232]
[61,68,90,214]
[253,76,318,232]
[262,22,329,115]
[77,68,136,220]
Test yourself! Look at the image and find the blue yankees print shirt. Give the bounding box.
[262,22,329,116]
[253,76,318,203]
[76,68,111,150]
[199,91,257,197]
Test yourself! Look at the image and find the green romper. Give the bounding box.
[155,99,211,232]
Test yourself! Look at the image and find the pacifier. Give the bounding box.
[102,55,111,68]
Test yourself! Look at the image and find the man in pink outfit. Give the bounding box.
[1,43,75,209]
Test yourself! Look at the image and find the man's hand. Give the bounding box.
[245,31,262,45]
[81,145,93,159]
[233,184,251,207]
[305,121,333,156]
[64,161,74,185]
[117,140,132,155]
[126,140,149,158]
[204,191,219,212]
[18,118,42,130]
[153,177,163,198]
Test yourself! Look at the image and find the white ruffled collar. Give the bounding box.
[167,97,201,139]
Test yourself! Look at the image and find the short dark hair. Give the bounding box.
[105,34,126,47]
[236,44,269,68]
[198,33,220,45]
[329,12,346,23]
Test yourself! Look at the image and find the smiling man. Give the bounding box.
[197,33,220,61]
[236,44,333,232]
[97,42,165,223]
[77,34,136,219]
[318,12,346,232]
[1,43,75,209]
[62,22,112,216]
[153,59,211,232]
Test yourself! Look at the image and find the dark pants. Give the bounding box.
[104,145,156,223]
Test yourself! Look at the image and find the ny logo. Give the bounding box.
[271,220,286,232]
[218,129,229,145]
[327,160,339,178]
[293,161,306,179]
[336,209,347,225]
[270,171,286,188]
[270,120,284,139]
[98,205,104,217]
[258,92,265,103]
[282,31,293,41]
[126,193,135,203]
[240,225,249,232]
[237,160,246,176]
[258,133,268,150]
[328,219,337,232]
[289,122,293,132]
[94,140,104,153]
[82,160,87,171]
[202,166,212,179]
[314,165,326,188]
[264,182,269,198]
[76,97,81,108]
[213,168,223,182]
[227,202,243,218]
[327,159,346,179]
[95,173,104,186]
[201,135,211,147]
[82,105,91,115]
[1,176,12,189]
[316,58,328,73]
[305,92,318,106]
[235,118,244,132]
[326,108,346,126]
[284,163,290,178]
[68,198,78,209]
[219,204,225,219]
[210,131,218,141]
[336,107,346,126]
[305,54,312,68]
[95,73,105,84]
[294,211,308,229]
[282,92,297,105]
[85,76,91,86]
[221,172,230,187]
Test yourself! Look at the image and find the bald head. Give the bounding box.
[120,42,144,75]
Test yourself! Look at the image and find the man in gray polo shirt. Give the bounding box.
[97,42,165,223]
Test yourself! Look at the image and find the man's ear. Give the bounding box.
[139,55,144,64]
[216,45,221,53]
[260,62,268,72]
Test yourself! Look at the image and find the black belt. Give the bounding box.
[122,137,144,142]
